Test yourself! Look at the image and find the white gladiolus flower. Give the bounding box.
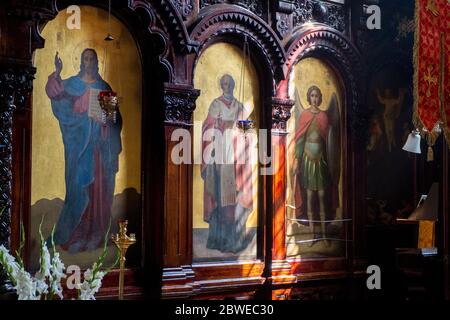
[78,268,105,300]
[84,268,93,281]
[0,223,112,300]
[14,268,39,300]
[36,244,51,279]
[35,278,48,297]
[50,252,66,299]
[34,243,51,296]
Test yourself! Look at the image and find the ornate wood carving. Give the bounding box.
[153,0,199,54]
[293,0,345,32]
[7,0,56,20]
[170,0,194,19]
[274,0,295,38]
[164,83,200,126]
[200,0,226,8]
[271,97,294,131]
[233,0,264,17]
[200,0,264,18]
[0,64,34,291]
[190,8,286,80]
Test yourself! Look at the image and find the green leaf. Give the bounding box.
[50,224,56,255]
[14,249,24,269]
[38,214,46,245]
[14,223,26,268]
[37,213,50,288]
[91,218,113,280]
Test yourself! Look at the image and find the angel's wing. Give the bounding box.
[289,87,305,197]
[294,87,305,121]
[292,87,305,162]
[326,93,341,185]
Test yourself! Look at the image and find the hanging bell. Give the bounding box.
[402,129,421,154]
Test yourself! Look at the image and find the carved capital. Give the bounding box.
[274,0,295,37]
[164,83,200,126]
[277,0,296,14]
[271,97,294,131]
[170,0,194,20]
[275,12,292,38]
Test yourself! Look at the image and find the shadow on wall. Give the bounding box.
[29,188,141,270]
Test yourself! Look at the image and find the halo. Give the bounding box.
[297,81,334,111]
[72,40,107,77]
[291,58,341,111]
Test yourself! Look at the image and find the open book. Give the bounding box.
[88,88,103,122]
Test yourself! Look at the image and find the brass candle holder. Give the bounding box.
[237,119,254,133]
[112,220,136,300]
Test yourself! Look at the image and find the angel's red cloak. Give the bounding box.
[292,109,338,218]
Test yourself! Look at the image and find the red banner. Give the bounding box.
[442,1,450,142]
[413,0,444,133]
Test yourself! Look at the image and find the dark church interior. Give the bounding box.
[0,0,450,306]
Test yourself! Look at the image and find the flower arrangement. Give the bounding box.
[0,211,118,300]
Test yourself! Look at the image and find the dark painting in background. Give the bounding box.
[362,0,416,226]
[366,64,414,225]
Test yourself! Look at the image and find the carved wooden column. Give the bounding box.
[0,64,34,293]
[162,83,200,298]
[270,97,296,287]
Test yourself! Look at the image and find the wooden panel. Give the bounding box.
[164,126,182,266]
[289,257,348,275]
[164,125,194,267]
[11,108,31,258]
[193,261,265,280]
[191,261,265,296]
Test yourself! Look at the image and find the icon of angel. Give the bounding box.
[289,85,341,244]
